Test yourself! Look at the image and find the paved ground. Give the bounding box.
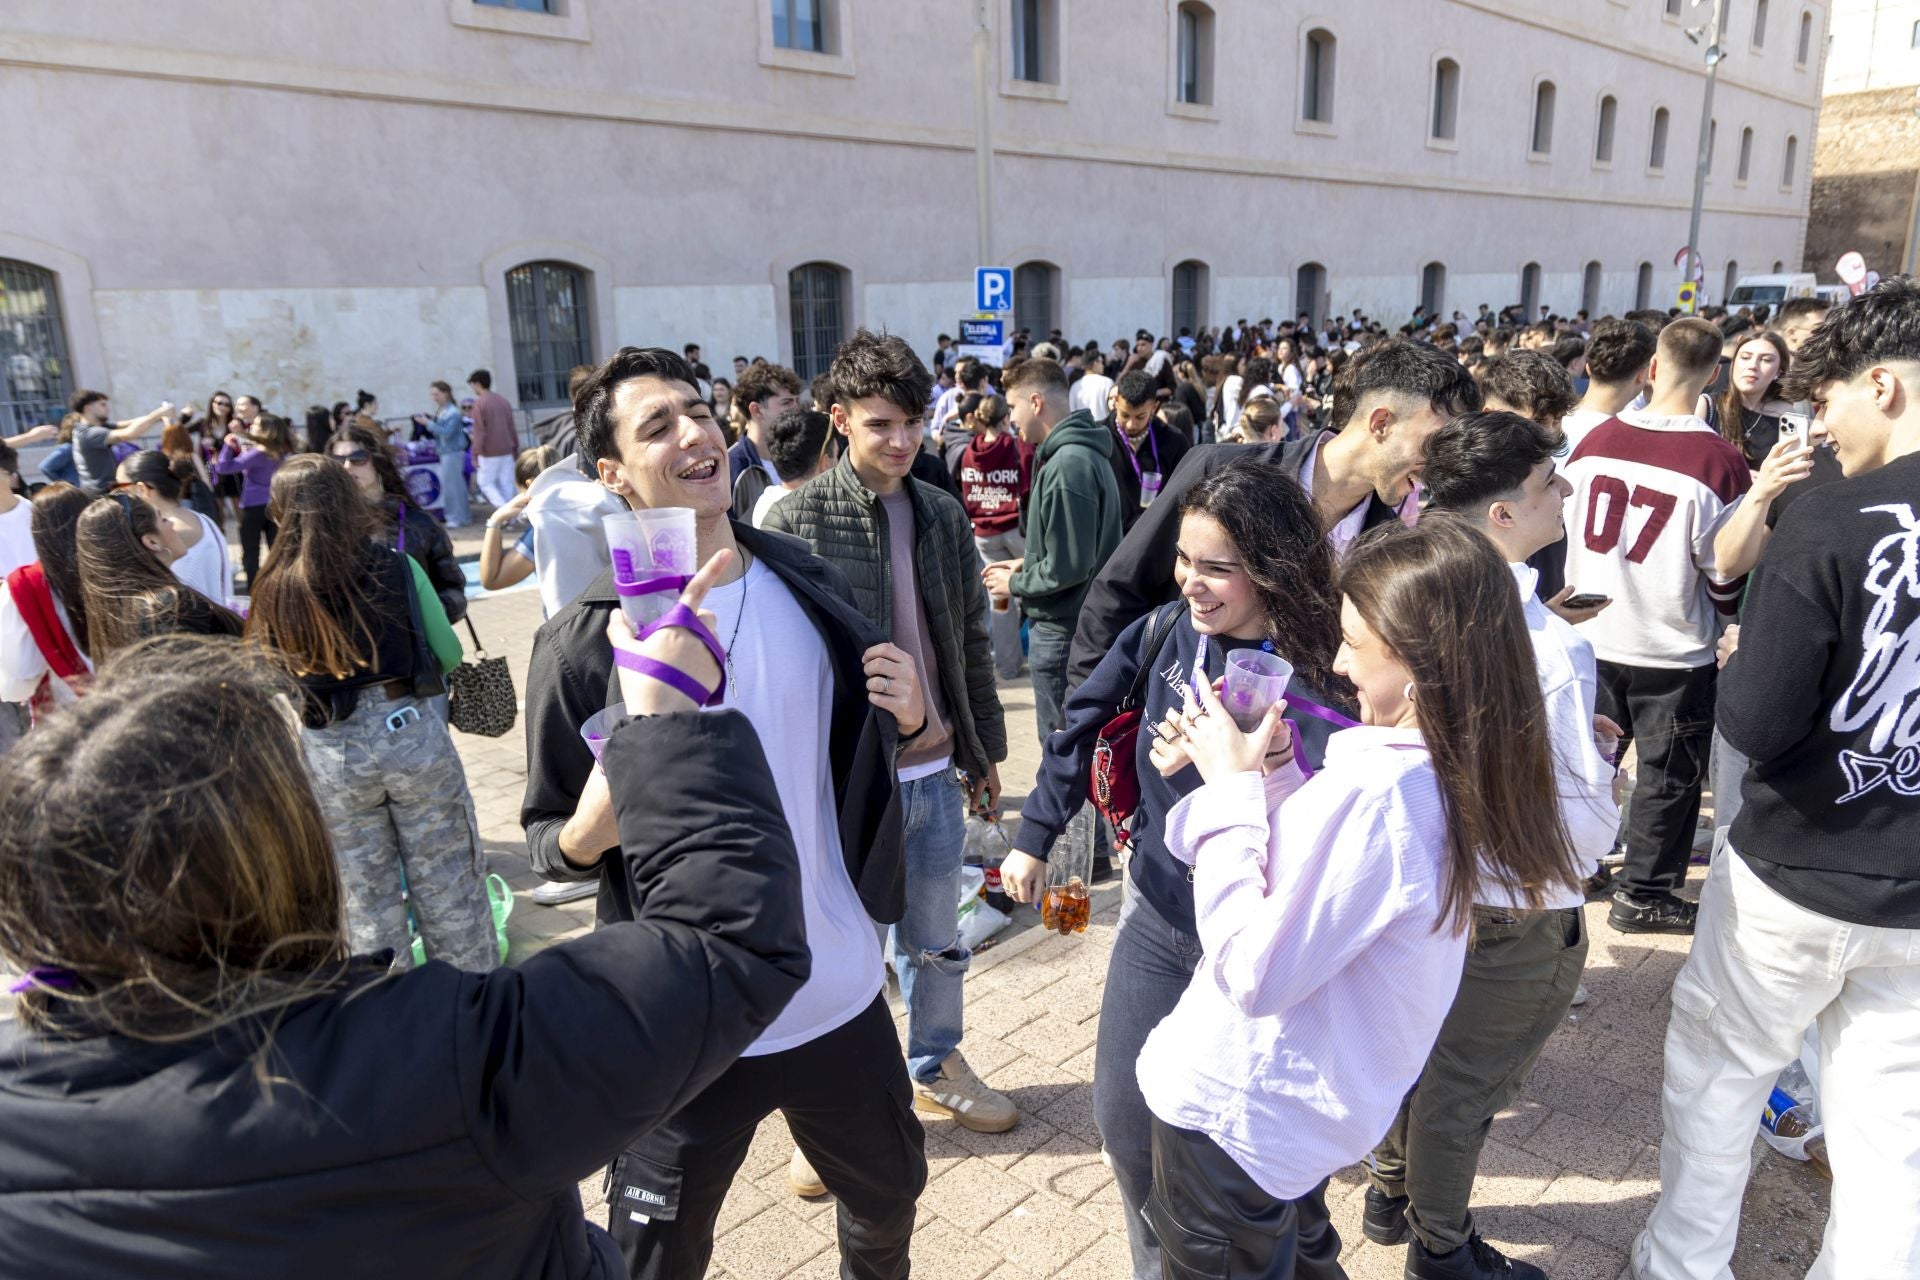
[449,546,1830,1280]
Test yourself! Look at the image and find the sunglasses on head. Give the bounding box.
[333,450,371,466]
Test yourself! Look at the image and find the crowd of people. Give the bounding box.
[0,275,1913,1280]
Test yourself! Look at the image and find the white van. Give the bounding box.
[1727,273,1818,306]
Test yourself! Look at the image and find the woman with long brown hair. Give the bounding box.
[201,388,239,523]
[1711,329,1794,466]
[0,579,812,1275]
[245,454,493,971]
[0,483,94,720]
[1135,514,1575,1280]
[75,492,241,664]
[118,449,233,607]
[324,422,468,622]
[1003,460,1354,1278]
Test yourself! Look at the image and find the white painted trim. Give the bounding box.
[480,241,616,407]
[447,0,592,43]
[1000,0,1068,101]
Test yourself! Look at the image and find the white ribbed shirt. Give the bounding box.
[1136,728,1467,1200]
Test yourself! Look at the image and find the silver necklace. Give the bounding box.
[722,551,751,693]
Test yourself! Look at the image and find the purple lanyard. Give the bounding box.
[394,511,407,555]
[1115,423,1159,484]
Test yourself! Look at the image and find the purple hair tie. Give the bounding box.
[610,602,729,707]
[8,966,78,996]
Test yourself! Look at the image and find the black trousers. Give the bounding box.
[1595,660,1717,902]
[239,503,277,589]
[1146,1117,1345,1280]
[609,996,926,1280]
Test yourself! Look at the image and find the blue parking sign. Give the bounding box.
[975,267,1012,314]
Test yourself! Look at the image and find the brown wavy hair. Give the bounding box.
[1339,514,1578,932]
[0,635,350,1046]
[28,483,93,655]
[244,455,378,679]
[75,493,240,664]
[1177,460,1344,699]
[1716,330,1790,448]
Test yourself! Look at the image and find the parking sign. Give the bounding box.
[975,267,1012,314]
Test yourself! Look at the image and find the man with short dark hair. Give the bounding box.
[520,346,930,1279]
[727,362,804,517]
[466,369,519,511]
[1564,319,1657,453]
[767,330,1014,1135]
[1562,317,1750,935]
[1477,349,1584,604]
[1106,369,1191,525]
[67,390,173,495]
[1068,349,1114,423]
[1070,337,1482,687]
[1631,279,1920,1280]
[1368,416,1616,1280]
[984,357,1124,742]
[750,406,833,528]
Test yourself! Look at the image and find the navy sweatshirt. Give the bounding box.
[1013,605,1351,936]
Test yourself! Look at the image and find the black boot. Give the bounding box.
[1362,1186,1409,1245]
[1405,1232,1546,1280]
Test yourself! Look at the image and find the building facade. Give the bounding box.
[0,0,1822,430]
[1806,0,1920,276]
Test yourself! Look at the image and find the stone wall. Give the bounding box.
[1807,87,1920,275]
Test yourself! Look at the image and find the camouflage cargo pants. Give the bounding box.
[302,691,498,971]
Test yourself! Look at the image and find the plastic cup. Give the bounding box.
[579,703,628,762]
[1222,650,1293,732]
[603,507,697,628]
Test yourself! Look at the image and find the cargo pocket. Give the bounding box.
[1662,967,1721,1094]
[1145,1190,1231,1279]
[605,1151,683,1246]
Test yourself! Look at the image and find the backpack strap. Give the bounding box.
[1119,601,1188,712]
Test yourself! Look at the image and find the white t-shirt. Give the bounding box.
[1297,434,1371,558]
[701,558,883,1055]
[749,484,794,530]
[1558,407,1613,458]
[169,510,234,606]
[0,499,33,579]
[1070,373,1114,423]
[0,580,91,704]
[525,456,625,619]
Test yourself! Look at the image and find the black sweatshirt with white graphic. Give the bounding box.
[1719,451,1920,927]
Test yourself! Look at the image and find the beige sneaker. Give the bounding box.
[787,1147,827,1199]
[913,1051,1018,1133]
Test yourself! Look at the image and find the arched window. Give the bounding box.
[1013,261,1059,337]
[1773,259,1786,272]
[1295,262,1328,329]
[1595,95,1618,164]
[1176,2,1214,106]
[788,261,847,381]
[0,259,73,436]
[1302,28,1336,124]
[1782,134,1799,188]
[1520,262,1542,317]
[1752,0,1770,47]
[1737,126,1754,182]
[1421,262,1447,316]
[1531,81,1556,154]
[1635,261,1655,310]
[505,260,593,406]
[1171,260,1209,336]
[1581,261,1603,315]
[1797,10,1813,65]
[1724,261,1740,302]
[1650,106,1671,170]
[1431,58,1460,142]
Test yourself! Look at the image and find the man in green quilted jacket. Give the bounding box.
[765,330,1017,1139]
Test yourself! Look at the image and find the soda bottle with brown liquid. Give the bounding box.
[1041,877,1090,935]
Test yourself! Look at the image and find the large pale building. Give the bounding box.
[0,0,1821,430]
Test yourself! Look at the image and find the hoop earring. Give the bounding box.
[1402,681,1416,703]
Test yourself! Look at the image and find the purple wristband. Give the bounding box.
[613,649,718,707]
[614,572,691,598]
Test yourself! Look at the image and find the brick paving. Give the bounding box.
[450,568,1831,1280]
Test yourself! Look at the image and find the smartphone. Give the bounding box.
[1777,412,1811,449]
[1562,592,1611,609]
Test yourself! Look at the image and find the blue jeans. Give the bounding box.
[888,770,970,1082]
[436,450,470,527]
[1027,621,1072,750]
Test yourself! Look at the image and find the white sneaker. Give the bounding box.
[1571,983,1590,1007]
[531,880,597,906]
[788,1147,827,1198]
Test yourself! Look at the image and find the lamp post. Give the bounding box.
[972,0,995,267]
[1683,0,1726,301]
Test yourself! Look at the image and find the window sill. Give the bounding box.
[759,44,855,76]
[1648,165,1667,177]
[1426,136,1459,153]
[1294,118,1336,138]
[1167,100,1219,121]
[1001,77,1067,103]
[1527,150,1553,165]
[1779,184,1795,194]
[1735,177,1750,189]
[448,0,591,42]
[1593,158,1614,172]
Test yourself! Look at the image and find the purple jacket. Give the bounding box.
[213,442,284,508]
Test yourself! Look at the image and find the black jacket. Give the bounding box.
[520,521,909,924]
[1067,433,1402,690]
[396,501,468,623]
[0,711,809,1279]
[764,456,1006,779]
[1105,419,1193,531]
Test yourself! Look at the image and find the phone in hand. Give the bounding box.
[1562,592,1611,609]
[1777,412,1812,450]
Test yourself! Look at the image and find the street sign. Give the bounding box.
[959,317,1004,347]
[975,266,1012,314]
[1677,281,1698,314]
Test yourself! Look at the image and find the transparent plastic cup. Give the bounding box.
[603,507,697,628]
[579,703,628,763]
[1222,650,1294,731]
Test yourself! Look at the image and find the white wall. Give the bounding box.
[615,286,780,370]
[1826,0,1920,92]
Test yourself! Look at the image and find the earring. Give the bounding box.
[1402,681,1416,703]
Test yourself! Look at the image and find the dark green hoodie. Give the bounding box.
[1010,409,1124,628]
